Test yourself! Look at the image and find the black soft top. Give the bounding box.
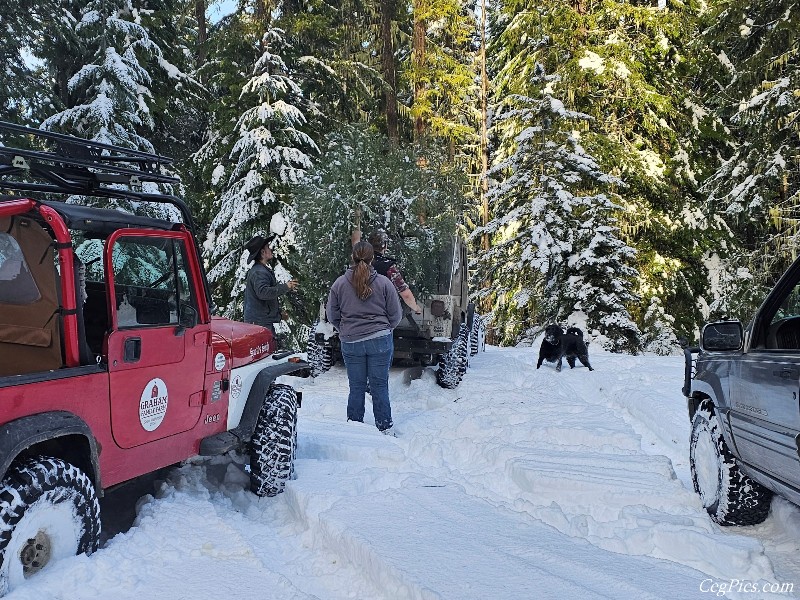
[39,200,175,235]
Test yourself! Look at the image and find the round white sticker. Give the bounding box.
[140,378,168,432]
[214,353,226,371]
[230,374,243,401]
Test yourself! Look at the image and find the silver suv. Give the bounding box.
[683,257,800,525]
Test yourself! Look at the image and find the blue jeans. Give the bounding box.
[340,333,393,431]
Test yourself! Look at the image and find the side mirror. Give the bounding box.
[701,321,743,352]
[179,304,198,329]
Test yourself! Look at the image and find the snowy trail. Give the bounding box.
[291,422,706,600]
[378,350,769,581]
[291,347,794,598]
[6,344,800,599]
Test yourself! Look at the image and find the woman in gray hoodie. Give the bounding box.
[326,241,403,434]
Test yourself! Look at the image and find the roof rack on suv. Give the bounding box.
[0,120,196,229]
[0,120,214,312]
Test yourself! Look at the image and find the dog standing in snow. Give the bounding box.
[537,325,594,372]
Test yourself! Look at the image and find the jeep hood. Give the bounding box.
[210,316,276,368]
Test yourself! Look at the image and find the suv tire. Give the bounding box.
[307,321,334,378]
[470,315,486,356]
[250,384,299,497]
[0,457,100,594]
[436,323,469,389]
[690,400,773,525]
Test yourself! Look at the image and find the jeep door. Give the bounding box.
[105,230,208,448]
[729,265,800,486]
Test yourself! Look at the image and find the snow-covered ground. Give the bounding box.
[8,343,800,599]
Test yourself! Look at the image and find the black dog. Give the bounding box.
[563,327,593,371]
[536,324,564,369]
[536,325,594,372]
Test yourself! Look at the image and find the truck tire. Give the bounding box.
[690,400,772,525]
[470,315,486,356]
[250,384,299,497]
[307,322,334,378]
[0,457,100,594]
[436,323,469,389]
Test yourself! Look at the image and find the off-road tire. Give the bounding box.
[307,322,334,378]
[0,457,100,594]
[470,315,486,356]
[436,323,469,389]
[690,400,772,525]
[250,384,299,497]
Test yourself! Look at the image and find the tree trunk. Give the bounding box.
[195,0,207,75]
[256,0,272,49]
[380,0,398,144]
[480,0,489,252]
[412,0,426,141]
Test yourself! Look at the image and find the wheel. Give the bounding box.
[0,457,100,594]
[306,321,334,378]
[250,383,299,497]
[436,323,469,389]
[464,304,475,366]
[470,315,486,356]
[690,400,773,525]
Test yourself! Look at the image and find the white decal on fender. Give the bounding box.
[214,352,226,371]
[140,378,168,432]
[249,343,270,357]
[230,374,243,401]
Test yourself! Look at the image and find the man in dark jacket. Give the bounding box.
[351,228,422,314]
[243,235,298,333]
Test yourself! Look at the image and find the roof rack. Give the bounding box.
[0,121,215,313]
[0,120,198,229]
[0,120,179,193]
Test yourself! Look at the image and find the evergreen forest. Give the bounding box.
[2,0,799,354]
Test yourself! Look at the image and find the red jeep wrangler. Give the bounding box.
[0,122,308,594]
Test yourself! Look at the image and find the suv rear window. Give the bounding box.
[0,233,41,304]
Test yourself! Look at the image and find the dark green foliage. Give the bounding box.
[291,125,464,312]
[0,0,62,125]
[486,0,729,349]
[474,66,641,352]
[698,0,800,318]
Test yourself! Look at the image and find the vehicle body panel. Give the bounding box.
[687,254,800,503]
[210,317,276,368]
[0,128,307,508]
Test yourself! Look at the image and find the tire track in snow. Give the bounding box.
[395,347,778,585]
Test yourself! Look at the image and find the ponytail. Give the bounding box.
[350,241,374,300]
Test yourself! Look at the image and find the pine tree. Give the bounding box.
[0,0,57,124]
[292,125,463,311]
[639,295,681,355]
[274,0,382,132]
[204,26,317,319]
[474,66,640,351]
[41,0,163,151]
[699,0,800,304]
[407,0,478,150]
[487,0,719,344]
[190,9,260,237]
[137,0,205,161]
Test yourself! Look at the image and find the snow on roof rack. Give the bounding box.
[0,120,180,196]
